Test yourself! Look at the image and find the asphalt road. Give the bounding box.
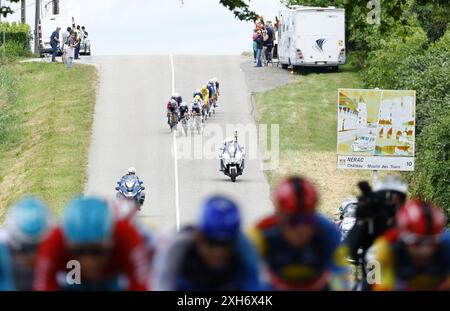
[85,55,274,233]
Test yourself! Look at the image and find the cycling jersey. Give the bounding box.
[250,214,349,290]
[0,231,36,291]
[33,219,150,291]
[152,227,261,291]
[179,105,189,118]
[191,104,201,114]
[370,229,450,291]
[201,89,209,103]
[167,101,178,113]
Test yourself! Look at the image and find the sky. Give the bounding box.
[5,0,284,55]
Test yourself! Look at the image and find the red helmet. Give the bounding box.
[274,177,318,215]
[396,200,446,237]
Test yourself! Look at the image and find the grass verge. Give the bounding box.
[0,61,98,218]
[255,61,388,217]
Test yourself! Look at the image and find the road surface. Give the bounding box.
[85,55,274,233]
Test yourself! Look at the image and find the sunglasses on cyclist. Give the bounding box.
[280,214,316,228]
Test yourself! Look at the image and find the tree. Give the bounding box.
[1,0,20,18]
[179,0,258,21]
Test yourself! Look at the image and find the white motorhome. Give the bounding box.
[278,6,346,69]
[38,15,75,55]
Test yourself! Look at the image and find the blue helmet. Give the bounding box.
[198,195,241,242]
[62,197,113,244]
[5,197,53,247]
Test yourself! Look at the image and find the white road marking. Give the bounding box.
[170,54,181,232]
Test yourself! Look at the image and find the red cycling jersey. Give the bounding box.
[33,219,150,291]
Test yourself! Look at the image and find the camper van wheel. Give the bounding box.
[281,64,289,69]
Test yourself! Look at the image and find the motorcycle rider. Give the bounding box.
[0,197,54,291]
[249,176,350,290]
[167,98,179,125]
[369,200,449,291]
[152,195,261,291]
[33,196,150,291]
[220,130,245,172]
[117,167,145,206]
[344,175,408,290]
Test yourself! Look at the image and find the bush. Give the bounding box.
[363,26,428,89]
[408,112,450,219]
[0,22,32,58]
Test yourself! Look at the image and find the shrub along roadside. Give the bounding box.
[0,62,98,218]
[363,25,450,214]
[0,22,32,59]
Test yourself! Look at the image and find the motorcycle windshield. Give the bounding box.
[119,176,141,197]
[225,143,238,158]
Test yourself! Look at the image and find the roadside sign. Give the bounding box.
[337,89,416,172]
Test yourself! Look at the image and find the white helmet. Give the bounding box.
[213,78,218,82]
[181,101,188,107]
[128,167,136,175]
[373,176,408,194]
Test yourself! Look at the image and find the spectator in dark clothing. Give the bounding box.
[81,26,89,38]
[50,27,61,62]
[74,25,82,59]
[252,29,258,63]
[254,30,264,67]
[264,21,275,65]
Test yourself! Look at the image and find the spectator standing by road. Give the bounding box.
[61,27,71,64]
[50,27,61,63]
[74,25,82,60]
[264,21,275,65]
[254,29,264,68]
[252,29,258,63]
[66,32,77,69]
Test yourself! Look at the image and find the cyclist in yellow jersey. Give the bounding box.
[201,85,210,120]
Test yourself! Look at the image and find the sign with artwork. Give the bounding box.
[337,89,416,171]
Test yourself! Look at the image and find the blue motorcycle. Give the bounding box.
[115,175,146,210]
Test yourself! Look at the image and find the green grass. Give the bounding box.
[254,61,373,215]
[0,62,98,217]
[256,64,363,153]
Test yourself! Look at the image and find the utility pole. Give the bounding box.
[0,0,2,23]
[52,0,59,15]
[21,0,26,24]
[34,0,40,55]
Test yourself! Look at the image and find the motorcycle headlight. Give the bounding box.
[125,181,135,190]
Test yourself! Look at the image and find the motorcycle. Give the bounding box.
[336,200,358,242]
[115,175,146,210]
[219,141,245,182]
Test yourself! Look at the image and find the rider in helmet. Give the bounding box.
[369,200,449,291]
[167,98,179,125]
[207,80,216,107]
[0,198,53,290]
[179,101,189,121]
[212,78,220,97]
[152,195,261,290]
[219,129,245,172]
[193,89,203,101]
[200,85,209,107]
[345,175,408,290]
[116,167,145,206]
[33,196,150,291]
[171,93,183,106]
[249,177,350,290]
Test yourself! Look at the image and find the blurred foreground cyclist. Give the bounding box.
[0,198,53,290]
[369,200,449,291]
[345,176,408,290]
[33,196,150,291]
[152,195,261,290]
[250,177,350,290]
